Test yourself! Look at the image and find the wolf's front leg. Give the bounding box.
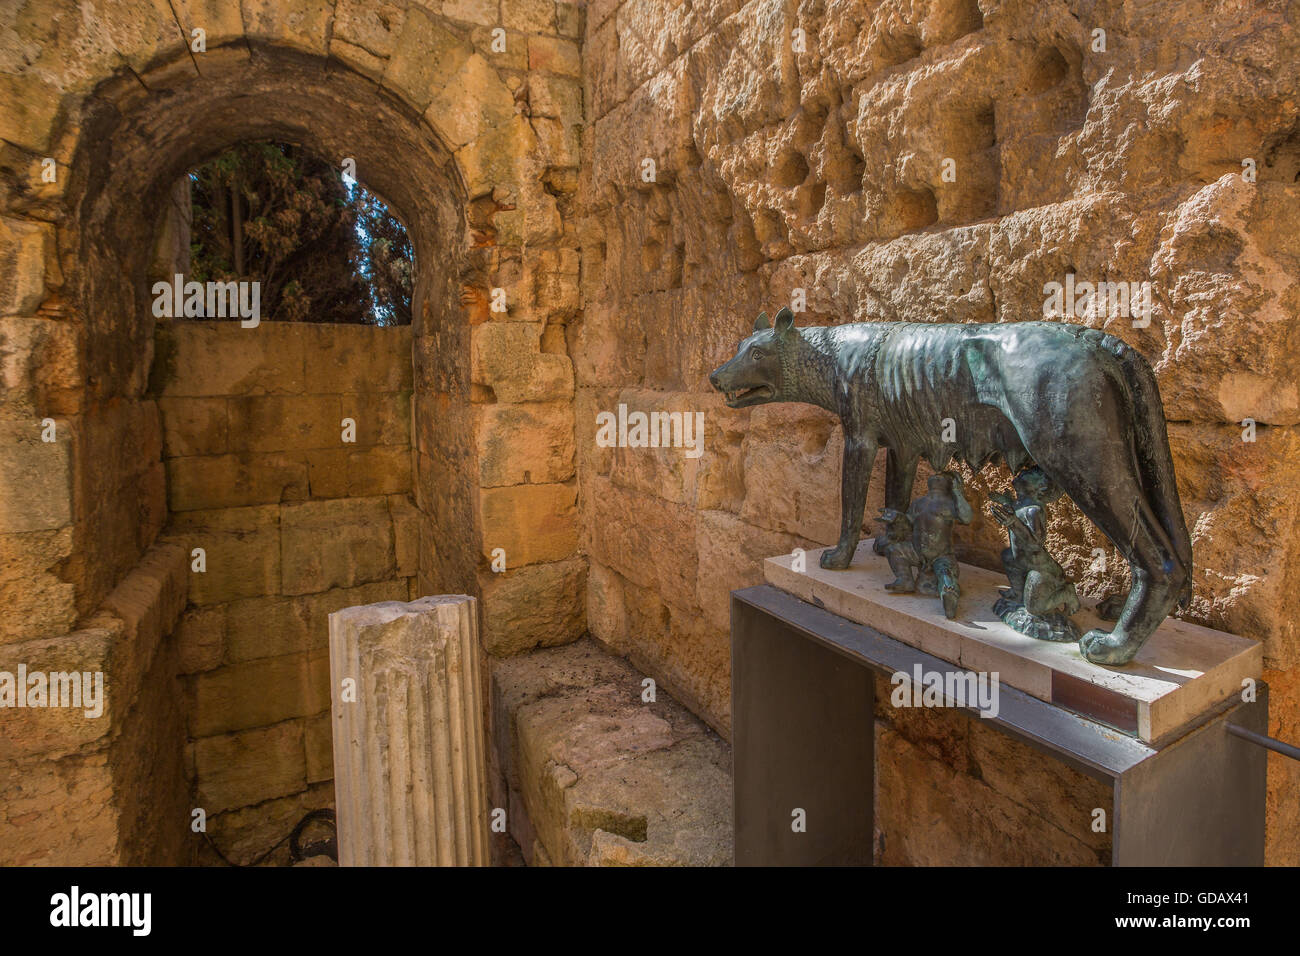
[821,438,878,570]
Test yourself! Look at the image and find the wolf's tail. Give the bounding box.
[1085,328,1194,606]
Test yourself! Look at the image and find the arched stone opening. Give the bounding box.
[4,4,584,867]
[31,42,500,864]
[63,44,478,619]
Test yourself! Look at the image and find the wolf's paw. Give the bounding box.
[820,544,855,571]
[1079,628,1140,666]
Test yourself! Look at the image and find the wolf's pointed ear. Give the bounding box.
[774,306,795,337]
[753,311,771,331]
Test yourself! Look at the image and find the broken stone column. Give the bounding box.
[329,596,490,866]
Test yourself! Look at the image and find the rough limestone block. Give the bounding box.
[0,217,54,315]
[478,557,586,655]
[226,394,342,452]
[166,452,310,511]
[175,606,224,674]
[280,497,395,595]
[0,750,118,865]
[239,0,335,56]
[501,0,555,33]
[0,416,72,534]
[491,639,733,866]
[0,628,115,761]
[157,397,229,457]
[94,540,189,708]
[301,325,413,393]
[329,596,490,865]
[155,322,307,397]
[165,505,281,605]
[191,650,330,737]
[441,0,497,26]
[528,35,582,76]
[193,721,308,815]
[478,482,578,568]
[0,527,77,643]
[0,316,80,415]
[422,53,517,148]
[455,115,537,199]
[475,400,576,486]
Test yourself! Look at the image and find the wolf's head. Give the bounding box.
[709,307,798,408]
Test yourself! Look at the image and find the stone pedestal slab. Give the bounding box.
[765,545,1261,744]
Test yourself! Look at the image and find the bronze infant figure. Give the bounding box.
[877,471,972,620]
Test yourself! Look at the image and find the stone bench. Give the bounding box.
[490,639,733,866]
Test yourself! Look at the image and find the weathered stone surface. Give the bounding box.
[154,323,308,397]
[301,325,413,393]
[194,721,308,815]
[0,627,114,761]
[165,505,281,605]
[240,0,335,56]
[0,316,80,416]
[388,494,420,578]
[190,650,330,737]
[478,482,578,568]
[176,605,224,674]
[875,722,1108,866]
[584,475,696,602]
[0,750,118,865]
[157,397,228,457]
[695,509,812,633]
[1265,664,1300,865]
[330,596,490,865]
[0,217,54,315]
[223,579,409,663]
[0,527,77,643]
[471,321,575,402]
[281,497,396,595]
[479,557,586,655]
[491,639,732,866]
[475,400,575,486]
[200,781,335,867]
[227,395,342,453]
[0,417,72,533]
[528,35,581,77]
[304,711,333,784]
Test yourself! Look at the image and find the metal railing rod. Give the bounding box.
[1226,723,1300,762]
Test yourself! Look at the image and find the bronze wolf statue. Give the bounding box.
[709,307,1192,666]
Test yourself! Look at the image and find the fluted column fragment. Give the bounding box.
[329,596,489,866]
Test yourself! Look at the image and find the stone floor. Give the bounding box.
[490,639,733,866]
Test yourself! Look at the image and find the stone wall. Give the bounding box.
[4,0,1300,867]
[1,0,589,865]
[153,321,417,863]
[577,0,1300,863]
[0,541,190,864]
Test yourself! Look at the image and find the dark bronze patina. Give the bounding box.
[709,308,1192,666]
[876,471,971,620]
[988,466,1081,642]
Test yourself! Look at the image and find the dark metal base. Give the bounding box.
[731,585,1267,867]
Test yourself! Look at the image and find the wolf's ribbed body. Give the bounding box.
[710,310,1192,665]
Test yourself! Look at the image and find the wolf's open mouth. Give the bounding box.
[723,384,774,406]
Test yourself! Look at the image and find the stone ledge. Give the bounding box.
[491,639,733,866]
